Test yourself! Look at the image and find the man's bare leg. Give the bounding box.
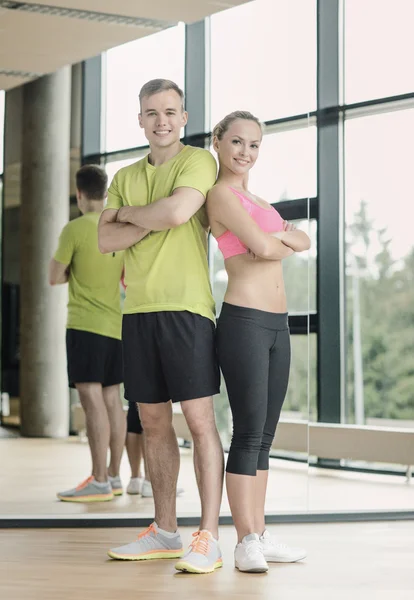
[76,382,109,482]
[102,384,126,477]
[139,401,179,532]
[181,397,224,539]
[126,432,145,479]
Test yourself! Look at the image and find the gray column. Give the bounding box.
[20,67,71,437]
[184,20,207,141]
[317,0,344,424]
[82,56,102,160]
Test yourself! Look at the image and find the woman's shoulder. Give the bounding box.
[207,182,233,201]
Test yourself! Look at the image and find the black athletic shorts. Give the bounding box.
[122,311,220,404]
[127,402,143,434]
[66,329,123,388]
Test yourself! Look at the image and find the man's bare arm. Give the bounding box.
[98,209,150,254]
[49,259,70,285]
[116,187,205,231]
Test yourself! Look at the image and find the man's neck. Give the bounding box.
[148,141,184,167]
[81,201,104,214]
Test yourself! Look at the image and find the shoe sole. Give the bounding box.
[235,564,268,573]
[57,494,114,503]
[108,549,184,561]
[175,558,223,574]
[264,553,307,563]
[112,489,123,497]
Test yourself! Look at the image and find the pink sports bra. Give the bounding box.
[216,187,284,259]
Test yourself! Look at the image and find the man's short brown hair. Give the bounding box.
[139,79,185,112]
[76,165,107,200]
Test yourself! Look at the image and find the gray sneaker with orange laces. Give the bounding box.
[57,476,114,503]
[175,530,223,574]
[108,522,184,561]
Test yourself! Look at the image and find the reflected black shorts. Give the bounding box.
[66,329,123,388]
[122,311,220,404]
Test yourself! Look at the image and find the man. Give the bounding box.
[50,165,126,502]
[98,79,224,574]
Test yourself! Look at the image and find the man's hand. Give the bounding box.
[116,207,128,223]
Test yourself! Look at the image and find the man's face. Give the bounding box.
[139,90,188,148]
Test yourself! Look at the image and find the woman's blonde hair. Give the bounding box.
[212,111,263,140]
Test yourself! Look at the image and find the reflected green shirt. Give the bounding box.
[54,212,124,340]
[105,146,217,322]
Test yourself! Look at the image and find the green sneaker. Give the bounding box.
[108,522,184,561]
[57,476,114,503]
[175,530,223,574]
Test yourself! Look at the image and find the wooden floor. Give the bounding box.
[1,522,414,599]
[1,437,413,518]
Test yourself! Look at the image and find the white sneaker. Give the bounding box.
[234,533,268,573]
[260,529,307,562]
[126,477,144,495]
[141,480,185,498]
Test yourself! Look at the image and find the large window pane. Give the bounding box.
[284,334,316,421]
[104,24,185,153]
[249,127,317,201]
[345,109,414,426]
[345,0,414,104]
[209,0,316,128]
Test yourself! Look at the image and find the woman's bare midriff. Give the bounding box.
[223,253,287,313]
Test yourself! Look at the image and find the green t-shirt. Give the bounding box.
[105,145,217,322]
[54,211,124,340]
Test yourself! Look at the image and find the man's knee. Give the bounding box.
[76,383,104,412]
[139,402,172,434]
[181,397,217,439]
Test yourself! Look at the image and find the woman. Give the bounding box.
[207,111,310,573]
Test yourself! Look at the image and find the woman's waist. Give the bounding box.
[224,280,287,314]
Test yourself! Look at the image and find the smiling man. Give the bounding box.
[98,79,224,574]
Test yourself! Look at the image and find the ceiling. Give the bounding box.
[0,0,251,91]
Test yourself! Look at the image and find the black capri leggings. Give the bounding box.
[127,402,143,434]
[217,302,291,476]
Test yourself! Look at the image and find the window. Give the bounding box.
[284,333,317,421]
[249,127,317,202]
[345,108,414,425]
[104,24,185,153]
[209,0,316,128]
[344,0,414,104]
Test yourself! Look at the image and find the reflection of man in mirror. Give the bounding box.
[98,79,224,574]
[49,165,125,503]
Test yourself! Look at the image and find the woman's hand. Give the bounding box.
[283,220,296,232]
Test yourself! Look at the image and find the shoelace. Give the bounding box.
[75,476,94,491]
[138,522,157,540]
[245,540,264,558]
[190,531,211,555]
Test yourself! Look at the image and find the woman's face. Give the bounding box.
[214,119,262,177]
